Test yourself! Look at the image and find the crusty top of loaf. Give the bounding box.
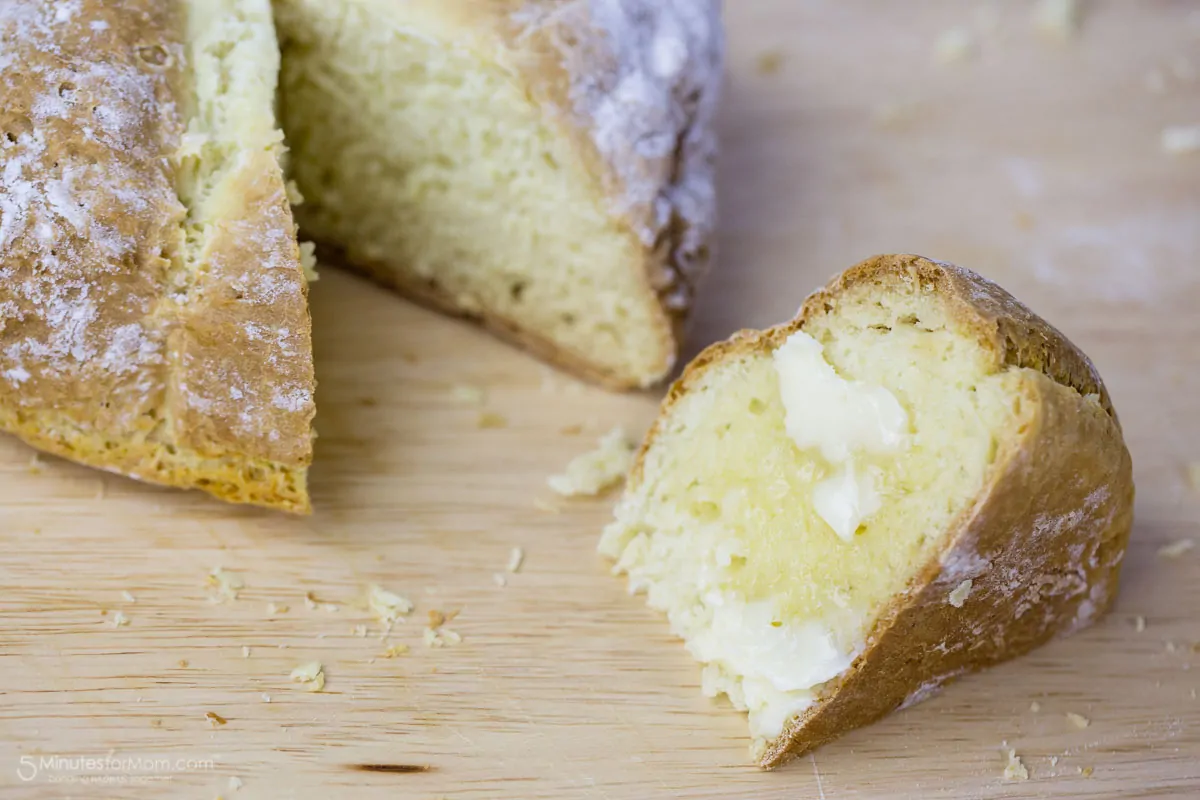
[0,1,315,471]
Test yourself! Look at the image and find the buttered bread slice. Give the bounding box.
[601,255,1133,766]
[0,1,316,512]
[273,0,723,389]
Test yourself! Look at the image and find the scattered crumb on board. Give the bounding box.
[1158,538,1195,559]
[478,412,508,429]
[207,568,244,602]
[228,776,244,792]
[424,627,462,648]
[548,427,636,497]
[205,711,227,727]
[242,646,251,659]
[508,546,525,574]
[290,662,326,692]
[1135,615,1147,632]
[948,579,973,608]
[121,590,136,603]
[492,573,507,587]
[382,644,409,658]
[110,610,130,628]
[366,584,414,628]
[756,50,784,76]
[451,384,485,405]
[1066,712,1090,729]
[1003,749,1029,781]
[266,602,289,615]
[1030,701,1041,713]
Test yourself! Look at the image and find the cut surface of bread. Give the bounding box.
[273,0,722,389]
[600,255,1133,766]
[0,0,316,512]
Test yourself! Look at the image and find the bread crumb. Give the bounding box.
[260,693,271,703]
[424,627,462,648]
[28,451,42,474]
[366,584,414,628]
[228,776,243,792]
[298,241,319,282]
[1135,615,1147,632]
[266,602,289,616]
[242,646,251,659]
[478,412,508,429]
[533,497,561,514]
[451,384,485,405]
[1050,755,1059,767]
[1030,701,1041,713]
[178,659,189,668]
[560,424,584,436]
[1066,712,1090,729]
[207,568,244,602]
[1158,538,1195,558]
[352,624,367,638]
[1003,749,1029,781]
[508,546,525,574]
[303,592,318,610]
[285,179,305,206]
[934,28,975,64]
[110,610,130,628]
[382,644,410,658]
[1162,126,1200,156]
[492,573,508,587]
[322,603,339,613]
[205,711,227,727]
[756,50,784,76]
[289,662,326,692]
[548,427,636,497]
[948,579,973,608]
[1032,0,1082,40]
[1081,765,1094,778]
[1166,641,1178,653]
[121,591,137,603]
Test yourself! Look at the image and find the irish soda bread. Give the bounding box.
[273,0,723,389]
[0,1,316,512]
[600,255,1134,767]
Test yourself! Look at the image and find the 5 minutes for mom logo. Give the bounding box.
[16,753,215,784]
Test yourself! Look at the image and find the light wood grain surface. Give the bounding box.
[2,1,1199,798]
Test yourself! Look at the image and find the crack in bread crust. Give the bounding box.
[0,0,315,512]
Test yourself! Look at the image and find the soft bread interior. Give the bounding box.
[600,277,1025,747]
[273,0,673,386]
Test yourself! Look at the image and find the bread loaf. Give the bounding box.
[0,0,316,512]
[274,0,723,389]
[600,255,1134,766]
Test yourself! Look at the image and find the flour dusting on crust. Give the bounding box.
[514,0,724,313]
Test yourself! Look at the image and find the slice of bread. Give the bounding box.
[600,255,1134,766]
[0,0,316,512]
[273,0,723,389]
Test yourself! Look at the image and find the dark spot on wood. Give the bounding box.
[348,764,433,774]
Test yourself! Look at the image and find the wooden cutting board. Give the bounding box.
[1,2,1198,798]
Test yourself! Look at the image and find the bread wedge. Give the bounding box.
[600,254,1134,766]
[273,0,723,389]
[0,0,316,512]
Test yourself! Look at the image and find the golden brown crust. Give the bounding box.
[627,255,1134,766]
[0,1,315,512]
